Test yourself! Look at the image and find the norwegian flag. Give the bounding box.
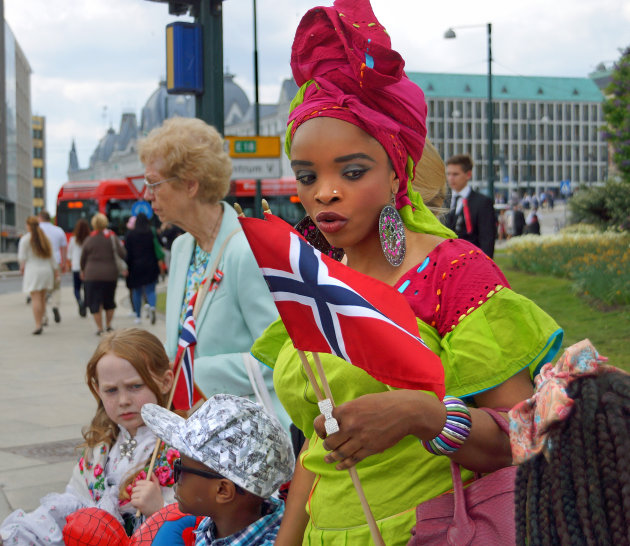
[172,290,201,410]
[239,214,444,397]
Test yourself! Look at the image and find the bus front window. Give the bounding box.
[106,200,136,238]
[56,199,99,234]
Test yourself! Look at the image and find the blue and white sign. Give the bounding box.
[131,200,154,220]
[560,180,572,196]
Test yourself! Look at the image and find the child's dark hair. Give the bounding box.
[515,371,630,545]
[82,328,171,449]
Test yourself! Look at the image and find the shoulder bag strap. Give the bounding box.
[193,227,240,318]
[447,407,512,545]
[241,352,279,420]
[478,407,510,435]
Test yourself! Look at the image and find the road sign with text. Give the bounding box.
[231,158,281,178]
[225,136,281,158]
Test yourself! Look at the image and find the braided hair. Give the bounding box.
[515,371,630,545]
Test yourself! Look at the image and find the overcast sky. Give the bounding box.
[4,0,630,208]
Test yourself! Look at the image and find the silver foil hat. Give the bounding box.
[141,393,294,498]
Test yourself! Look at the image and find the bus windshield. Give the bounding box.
[106,199,137,237]
[224,196,304,225]
[56,199,99,233]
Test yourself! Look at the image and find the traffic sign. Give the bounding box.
[225,136,281,158]
[131,200,154,220]
[231,158,281,178]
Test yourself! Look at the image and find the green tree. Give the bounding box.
[602,45,630,181]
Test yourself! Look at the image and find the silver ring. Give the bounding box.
[318,398,340,435]
[324,417,340,435]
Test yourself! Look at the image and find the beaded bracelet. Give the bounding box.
[422,396,472,456]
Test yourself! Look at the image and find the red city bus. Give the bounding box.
[56,177,145,238]
[224,177,304,225]
[57,176,304,238]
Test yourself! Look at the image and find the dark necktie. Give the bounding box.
[452,194,461,212]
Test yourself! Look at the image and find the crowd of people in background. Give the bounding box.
[16,209,184,336]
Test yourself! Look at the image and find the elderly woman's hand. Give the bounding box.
[313,390,444,470]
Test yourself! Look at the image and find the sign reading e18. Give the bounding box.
[235,140,257,154]
[225,136,281,158]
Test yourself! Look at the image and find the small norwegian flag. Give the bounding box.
[239,214,444,397]
[171,291,198,410]
[171,272,224,411]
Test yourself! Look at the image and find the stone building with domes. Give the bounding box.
[67,74,299,182]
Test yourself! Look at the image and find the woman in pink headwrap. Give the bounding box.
[252,1,562,543]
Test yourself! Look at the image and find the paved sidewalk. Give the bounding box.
[0,278,165,522]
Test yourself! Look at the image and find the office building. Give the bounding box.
[1,8,32,251]
[410,72,607,195]
[32,115,45,214]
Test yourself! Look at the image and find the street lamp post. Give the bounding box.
[444,23,493,200]
[526,121,533,194]
[252,0,263,218]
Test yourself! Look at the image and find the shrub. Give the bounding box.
[569,180,630,230]
[505,231,630,305]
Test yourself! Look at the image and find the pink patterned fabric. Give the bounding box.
[288,0,427,209]
[509,339,618,464]
[394,238,509,337]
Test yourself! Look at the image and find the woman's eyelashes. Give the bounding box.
[342,165,369,180]
[294,165,370,185]
[295,171,316,186]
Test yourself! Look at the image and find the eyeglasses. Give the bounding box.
[173,458,224,484]
[143,176,177,193]
[172,458,245,494]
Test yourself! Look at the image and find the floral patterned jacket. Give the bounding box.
[68,425,178,519]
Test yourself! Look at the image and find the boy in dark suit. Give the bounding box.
[444,154,496,257]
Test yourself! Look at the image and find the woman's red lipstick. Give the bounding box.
[315,212,348,233]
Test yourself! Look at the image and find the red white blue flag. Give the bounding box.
[239,214,444,397]
[172,291,198,410]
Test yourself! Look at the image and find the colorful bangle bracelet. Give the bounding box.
[422,396,472,456]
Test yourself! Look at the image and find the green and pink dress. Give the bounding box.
[253,238,562,545]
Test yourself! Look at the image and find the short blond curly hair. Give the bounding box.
[138,117,232,204]
[91,212,109,231]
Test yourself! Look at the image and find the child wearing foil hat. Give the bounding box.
[141,393,294,545]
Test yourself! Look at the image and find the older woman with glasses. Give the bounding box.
[138,117,289,429]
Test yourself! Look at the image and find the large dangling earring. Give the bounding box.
[294,216,345,262]
[379,201,406,267]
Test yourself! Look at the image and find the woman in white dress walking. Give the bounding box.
[18,216,60,334]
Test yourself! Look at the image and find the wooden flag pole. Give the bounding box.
[134,353,183,517]
[298,350,385,546]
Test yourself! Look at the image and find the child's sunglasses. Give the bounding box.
[173,458,225,483]
[173,458,245,494]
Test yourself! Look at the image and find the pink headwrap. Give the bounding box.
[287,0,427,210]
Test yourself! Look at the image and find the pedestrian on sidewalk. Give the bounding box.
[444,154,497,257]
[80,213,126,335]
[67,218,90,317]
[138,117,289,430]
[38,210,67,323]
[0,328,178,544]
[124,212,160,325]
[17,216,60,335]
[140,394,294,545]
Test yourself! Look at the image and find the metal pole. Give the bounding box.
[253,0,262,218]
[526,121,532,194]
[195,0,224,134]
[487,23,494,200]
